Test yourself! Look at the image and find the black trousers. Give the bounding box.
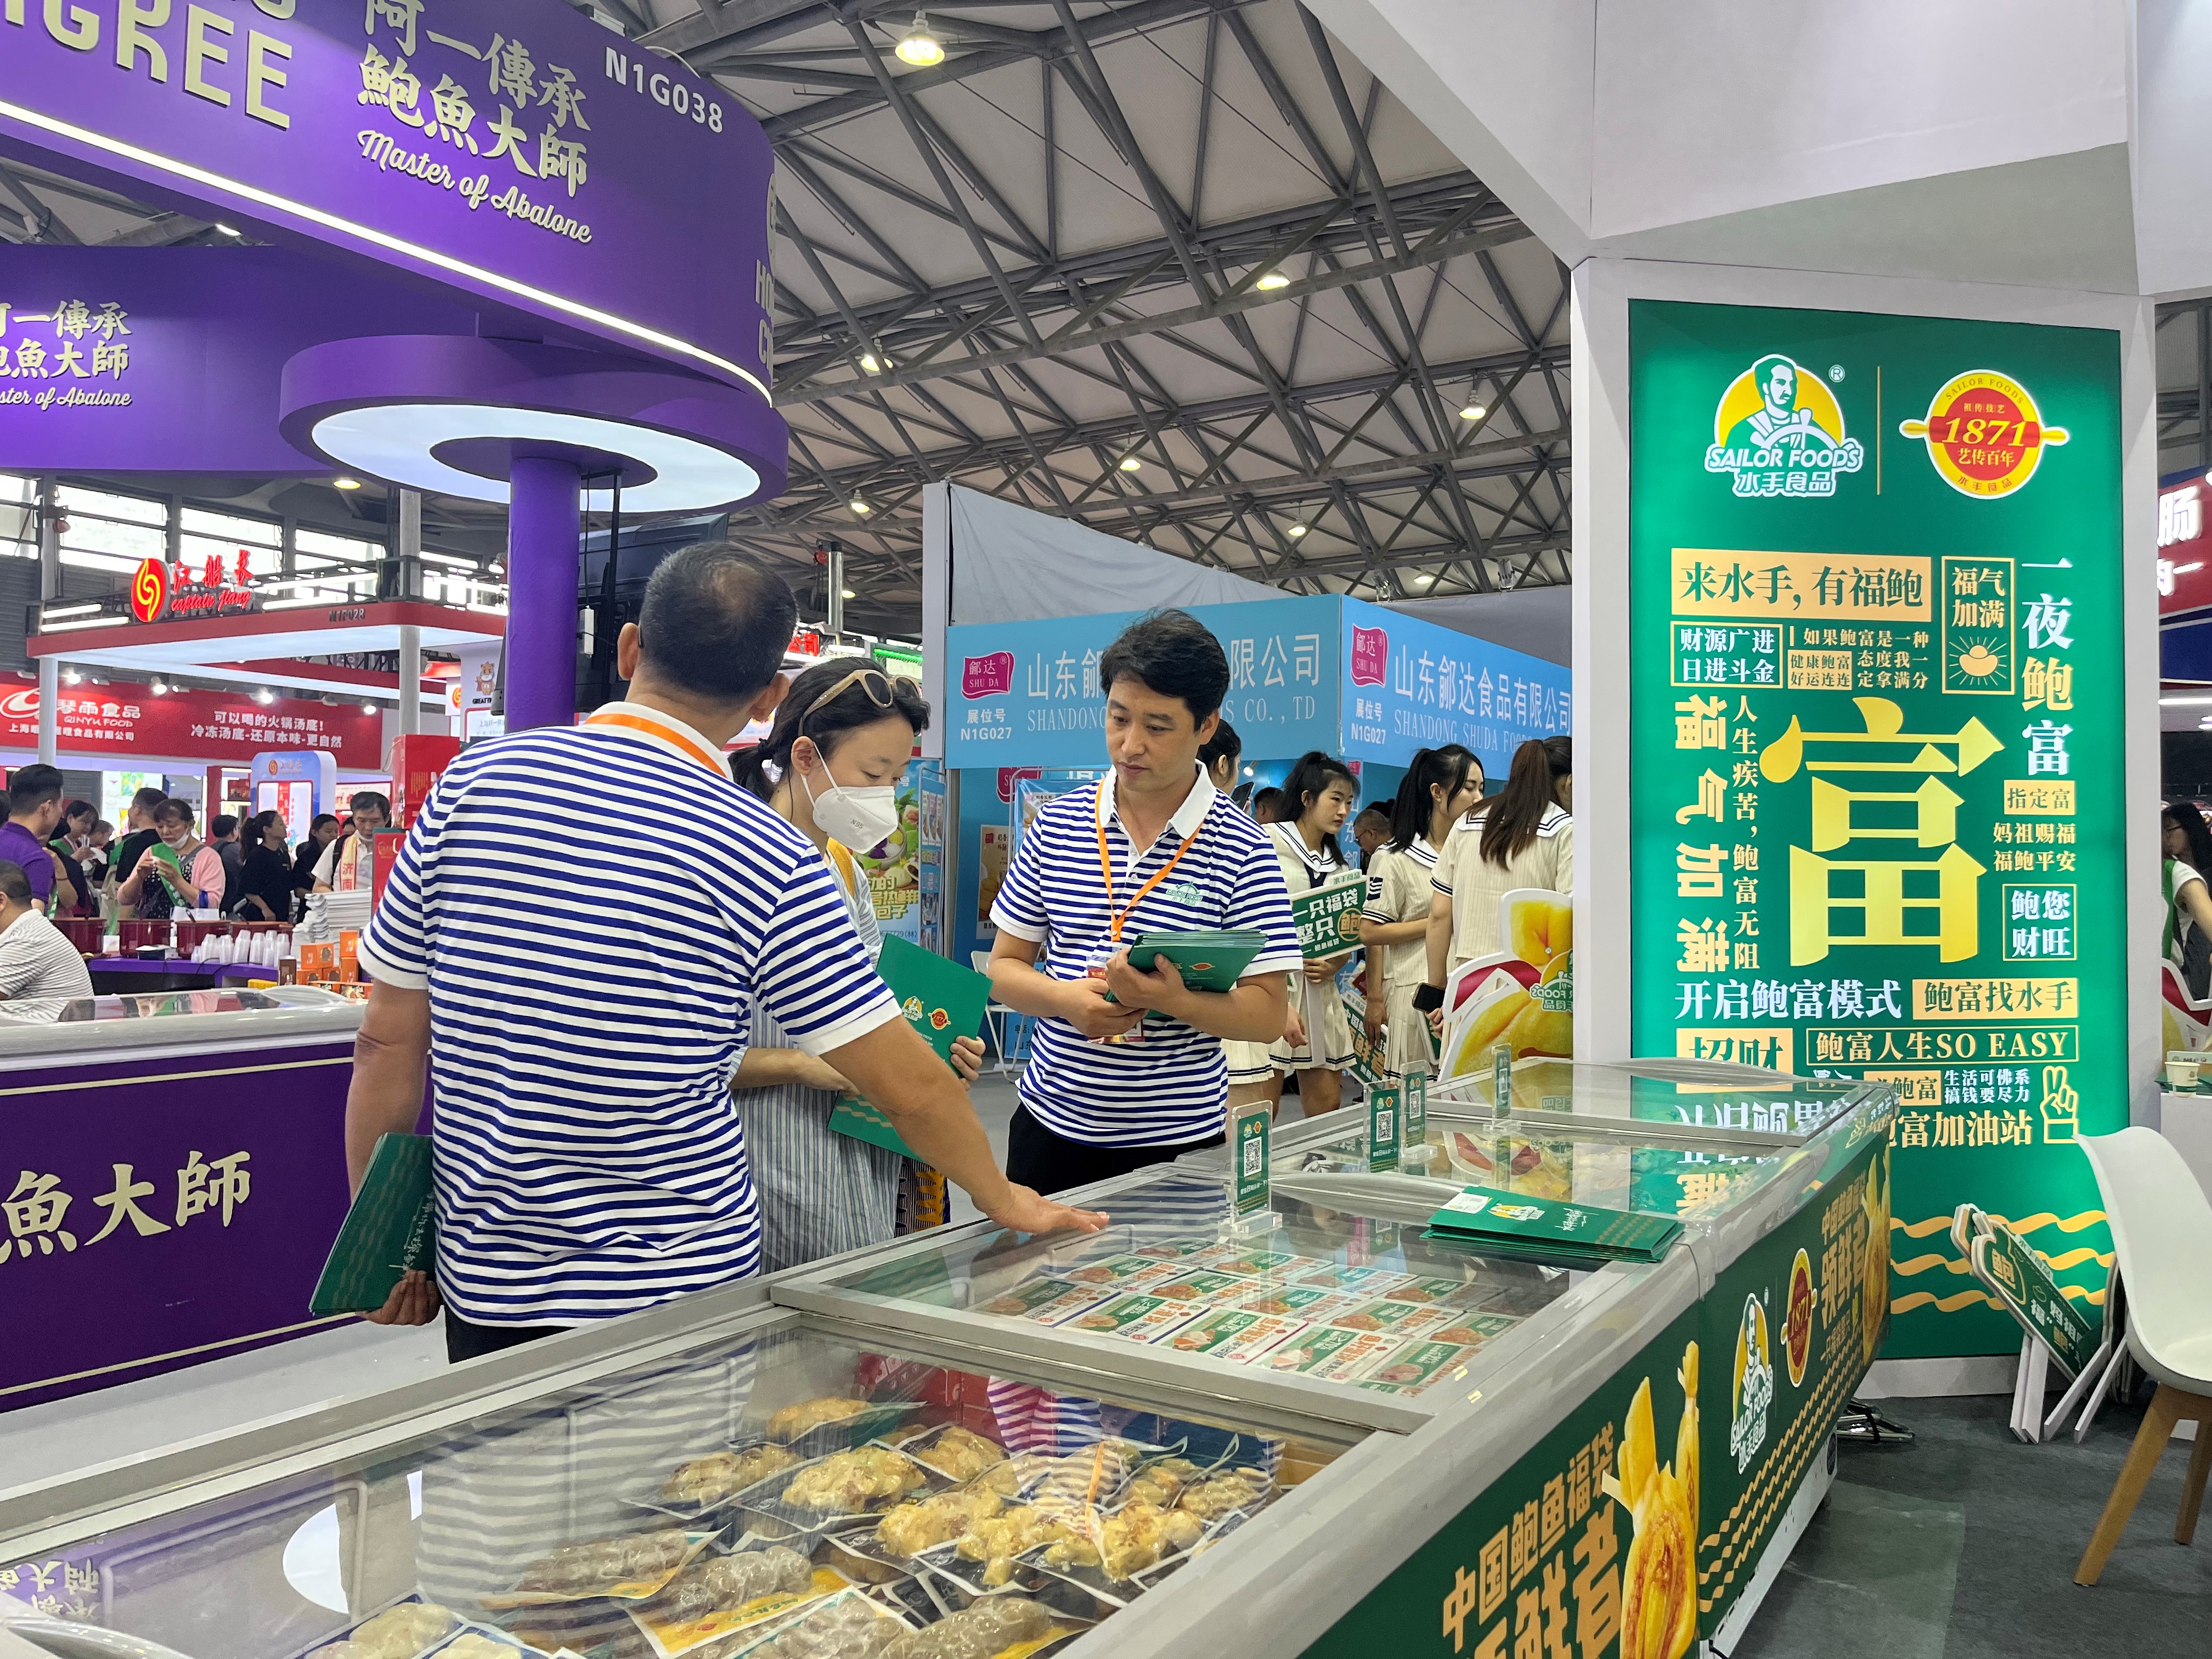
[444,1307,565,1364]
[1007,1105,1223,1198]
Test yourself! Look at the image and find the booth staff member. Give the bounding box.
[986,610,1302,1195]
[345,542,1103,1362]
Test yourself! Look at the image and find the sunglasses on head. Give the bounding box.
[800,666,917,729]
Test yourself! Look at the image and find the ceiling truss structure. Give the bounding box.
[0,0,1573,635]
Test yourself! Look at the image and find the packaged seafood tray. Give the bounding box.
[301,1595,462,1659]
[626,1443,810,1525]
[744,1395,931,1460]
[482,1528,722,1610]
[735,1446,948,1535]
[624,1543,850,1658]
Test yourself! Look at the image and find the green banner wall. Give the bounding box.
[1628,301,2121,1357]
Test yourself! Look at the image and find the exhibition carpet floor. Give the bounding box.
[1731,1393,2211,1659]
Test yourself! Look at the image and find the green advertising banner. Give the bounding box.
[1305,1305,1705,1659]
[1696,1133,1887,1628]
[1629,301,2121,1358]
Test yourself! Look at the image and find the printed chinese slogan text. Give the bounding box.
[1630,302,2124,1359]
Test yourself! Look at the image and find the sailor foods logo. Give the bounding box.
[1730,1291,1775,1471]
[1705,353,1864,498]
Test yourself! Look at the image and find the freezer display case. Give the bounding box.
[0,1063,1894,1659]
[0,985,365,1415]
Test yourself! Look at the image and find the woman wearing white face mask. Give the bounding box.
[728,661,984,1269]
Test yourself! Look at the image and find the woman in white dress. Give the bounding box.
[1242,751,1362,1116]
[1420,737,1573,1024]
[1359,746,1483,1076]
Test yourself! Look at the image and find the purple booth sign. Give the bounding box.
[0,0,774,398]
[0,246,494,473]
[0,1038,362,1414]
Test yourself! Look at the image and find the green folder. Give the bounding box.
[1423,1184,1683,1267]
[1103,928,1269,1017]
[831,937,992,1160]
[309,1133,436,1316]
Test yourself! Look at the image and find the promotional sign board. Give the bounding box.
[0,0,774,392]
[0,247,480,473]
[2158,466,2212,619]
[1628,301,2122,1358]
[0,681,382,766]
[946,595,1567,773]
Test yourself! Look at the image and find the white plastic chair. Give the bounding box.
[2073,1127,2212,1583]
[971,950,1024,1075]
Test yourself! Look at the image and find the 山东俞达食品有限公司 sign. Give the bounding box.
[0,0,774,394]
[1629,301,2123,1362]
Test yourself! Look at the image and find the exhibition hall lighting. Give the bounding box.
[332,476,363,490]
[1254,270,1290,290]
[254,688,275,705]
[151,680,168,694]
[1119,455,1143,472]
[311,404,763,512]
[215,222,241,237]
[895,14,946,66]
[859,352,884,374]
[61,671,80,685]
[362,702,379,714]
[842,588,857,600]
[1286,523,1307,538]
[849,497,871,515]
[1458,401,1486,422]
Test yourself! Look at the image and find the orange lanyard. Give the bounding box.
[583,708,727,777]
[1096,783,1204,941]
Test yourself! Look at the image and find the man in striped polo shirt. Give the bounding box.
[987,610,1302,1195]
[345,543,1104,1362]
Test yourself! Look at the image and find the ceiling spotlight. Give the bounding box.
[849,497,871,515]
[151,680,168,695]
[253,688,275,705]
[332,476,363,490]
[61,670,80,686]
[1458,402,1486,422]
[363,702,379,714]
[1414,572,1435,586]
[841,588,857,600]
[895,12,945,66]
[859,352,886,374]
[1254,270,1290,291]
[215,222,241,237]
[1119,455,1143,472]
[1286,523,1308,539]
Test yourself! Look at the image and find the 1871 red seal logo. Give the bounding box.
[1900,370,2069,499]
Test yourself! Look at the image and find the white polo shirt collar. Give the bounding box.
[1099,763,1218,847]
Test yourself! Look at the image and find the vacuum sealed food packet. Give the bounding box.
[634,1443,806,1521]
[757,1396,929,1458]
[307,1596,459,1658]
[703,1586,912,1659]
[484,1529,717,1609]
[877,1595,1084,1659]
[891,1426,1013,1489]
[738,1446,940,1534]
[424,1630,541,1659]
[626,1544,847,1657]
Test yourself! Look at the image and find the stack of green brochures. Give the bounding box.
[309,1132,436,1316]
[1423,1185,1683,1267]
[1107,929,1269,1016]
[831,936,992,1159]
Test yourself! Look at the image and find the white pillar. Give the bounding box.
[36,477,59,765]
[397,624,422,737]
[396,489,424,737]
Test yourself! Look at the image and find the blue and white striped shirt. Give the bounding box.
[991,768,1301,1147]
[359,702,901,1327]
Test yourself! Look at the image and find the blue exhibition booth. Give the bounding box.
[933,592,1570,969]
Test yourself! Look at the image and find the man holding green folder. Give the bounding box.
[344,544,1105,1362]
[986,611,1304,1195]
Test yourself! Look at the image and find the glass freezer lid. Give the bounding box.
[793,1167,1587,1412]
[3,1310,1361,1659]
[1424,1057,1877,1141]
[1273,1111,1795,1226]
